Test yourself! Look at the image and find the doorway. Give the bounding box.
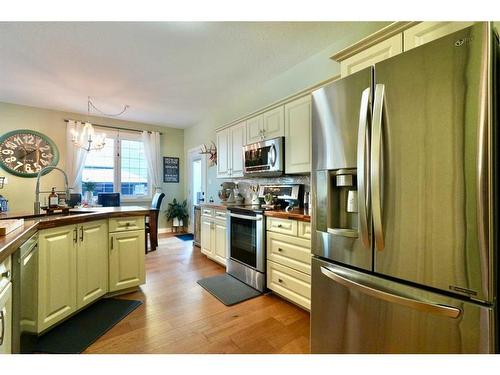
[187,147,207,233]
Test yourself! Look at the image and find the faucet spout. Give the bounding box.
[34,166,71,214]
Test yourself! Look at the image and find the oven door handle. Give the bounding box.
[229,213,263,221]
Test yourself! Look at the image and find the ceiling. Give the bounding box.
[1,22,370,128]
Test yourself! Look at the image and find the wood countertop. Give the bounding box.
[0,206,150,263]
[263,208,311,222]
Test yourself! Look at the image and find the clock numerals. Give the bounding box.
[0,130,58,177]
[13,161,23,171]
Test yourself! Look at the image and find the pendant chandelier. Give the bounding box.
[71,97,129,152]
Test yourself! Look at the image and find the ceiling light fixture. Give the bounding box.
[71,97,130,152]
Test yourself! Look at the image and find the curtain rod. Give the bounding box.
[64,119,163,135]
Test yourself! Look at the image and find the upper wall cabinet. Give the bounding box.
[246,106,285,144]
[285,95,312,174]
[216,121,246,178]
[403,22,474,51]
[338,22,476,78]
[340,34,403,78]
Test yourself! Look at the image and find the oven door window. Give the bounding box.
[230,216,257,268]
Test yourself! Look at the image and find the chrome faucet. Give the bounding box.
[34,166,71,214]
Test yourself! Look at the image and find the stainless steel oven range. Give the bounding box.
[226,207,266,292]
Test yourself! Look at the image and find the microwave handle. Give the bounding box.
[269,144,277,167]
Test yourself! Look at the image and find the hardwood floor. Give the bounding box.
[84,234,310,354]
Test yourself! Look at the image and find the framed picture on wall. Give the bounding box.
[163,156,179,183]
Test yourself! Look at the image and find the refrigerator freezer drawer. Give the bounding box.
[311,258,494,353]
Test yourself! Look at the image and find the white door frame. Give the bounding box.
[186,146,207,233]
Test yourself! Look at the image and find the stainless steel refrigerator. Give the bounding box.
[310,22,499,353]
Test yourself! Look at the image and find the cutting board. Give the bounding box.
[0,219,24,235]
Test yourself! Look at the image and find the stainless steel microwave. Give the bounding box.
[243,137,284,177]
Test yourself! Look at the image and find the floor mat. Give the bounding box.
[175,233,194,241]
[197,273,261,306]
[30,298,142,354]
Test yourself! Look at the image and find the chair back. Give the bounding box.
[98,193,121,207]
[151,192,165,210]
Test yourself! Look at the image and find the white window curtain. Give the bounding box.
[141,131,162,193]
[65,120,88,193]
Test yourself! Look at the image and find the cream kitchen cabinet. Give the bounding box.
[216,121,246,178]
[38,224,78,332]
[403,22,474,51]
[340,34,403,78]
[266,218,312,310]
[200,208,227,266]
[246,106,285,144]
[285,95,312,174]
[77,220,109,308]
[108,217,145,292]
[38,220,109,332]
[0,256,12,354]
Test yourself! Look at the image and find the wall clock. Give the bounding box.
[0,129,59,177]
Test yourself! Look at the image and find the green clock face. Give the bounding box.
[0,130,59,177]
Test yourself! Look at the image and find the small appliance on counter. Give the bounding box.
[218,182,236,203]
[258,184,303,210]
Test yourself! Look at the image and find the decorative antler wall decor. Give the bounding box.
[199,141,217,166]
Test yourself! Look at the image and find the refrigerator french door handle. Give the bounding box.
[357,87,371,248]
[320,266,461,319]
[371,83,385,251]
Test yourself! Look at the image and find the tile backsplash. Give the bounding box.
[210,174,310,205]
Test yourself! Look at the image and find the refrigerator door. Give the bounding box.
[372,23,494,302]
[310,258,494,353]
[311,67,373,271]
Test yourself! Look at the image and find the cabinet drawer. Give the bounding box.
[266,217,297,236]
[201,208,214,217]
[214,210,227,220]
[267,232,311,275]
[267,261,310,310]
[0,256,12,293]
[109,216,145,232]
[298,221,311,239]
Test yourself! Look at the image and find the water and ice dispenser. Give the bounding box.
[327,169,359,238]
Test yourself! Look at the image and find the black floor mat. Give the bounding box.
[29,298,142,354]
[175,233,194,241]
[197,273,261,306]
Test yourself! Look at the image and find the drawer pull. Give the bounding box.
[278,278,284,283]
[277,224,283,228]
[1,270,10,279]
[125,222,131,226]
[278,248,283,252]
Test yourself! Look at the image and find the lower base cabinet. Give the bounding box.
[0,281,12,354]
[38,224,78,332]
[32,216,145,334]
[77,220,109,308]
[266,217,312,310]
[109,229,145,292]
[200,208,227,266]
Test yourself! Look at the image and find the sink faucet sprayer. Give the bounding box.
[34,166,71,214]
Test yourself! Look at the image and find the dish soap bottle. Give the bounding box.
[49,187,59,209]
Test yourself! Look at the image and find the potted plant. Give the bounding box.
[82,180,96,205]
[166,198,189,230]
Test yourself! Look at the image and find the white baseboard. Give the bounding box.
[158,227,173,234]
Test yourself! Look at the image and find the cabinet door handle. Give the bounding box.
[1,270,11,279]
[0,310,4,346]
[111,237,114,250]
[73,227,78,244]
[80,226,84,242]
